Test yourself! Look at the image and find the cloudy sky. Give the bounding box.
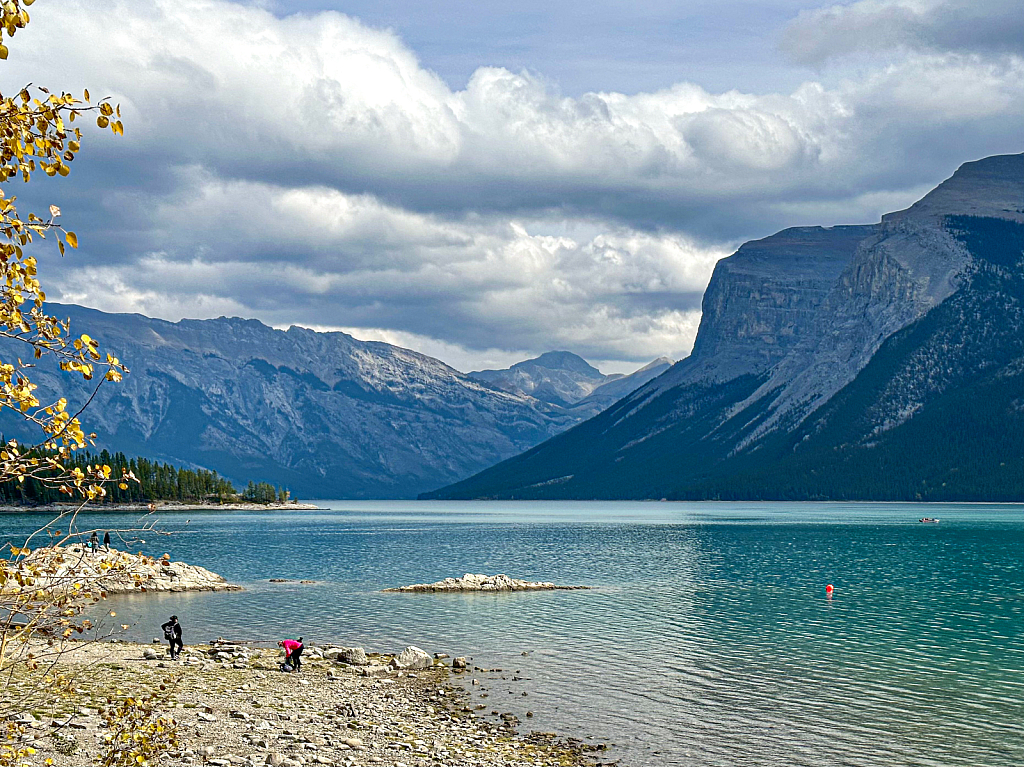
[6,0,1023,373]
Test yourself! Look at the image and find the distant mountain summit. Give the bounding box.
[426,152,1024,501]
[470,351,610,407]
[470,351,674,418]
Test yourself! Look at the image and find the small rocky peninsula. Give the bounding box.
[25,545,242,594]
[384,573,589,593]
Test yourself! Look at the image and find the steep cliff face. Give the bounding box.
[426,152,1024,501]
[677,225,876,385]
[0,306,585,499]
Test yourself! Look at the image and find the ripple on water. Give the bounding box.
[2,501,1023,767]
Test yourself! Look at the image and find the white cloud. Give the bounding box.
[5,0,1022,371]
[45,174,725,365]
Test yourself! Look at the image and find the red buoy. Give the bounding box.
[825,584,834,595]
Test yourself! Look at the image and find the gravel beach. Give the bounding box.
[9,640,608,767]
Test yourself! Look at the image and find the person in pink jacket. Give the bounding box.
[279,637,304,672]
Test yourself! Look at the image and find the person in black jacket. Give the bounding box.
[161,616,183,660]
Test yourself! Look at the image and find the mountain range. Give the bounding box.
[426,152,1024,501]
[0,307,664,498]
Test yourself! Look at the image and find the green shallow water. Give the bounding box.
[3,501,1023,766]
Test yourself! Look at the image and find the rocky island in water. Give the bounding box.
[384,573,590,593]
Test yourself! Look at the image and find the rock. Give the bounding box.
[143,648,159,660]
[269,578,293,583]
[341,738,364,750]
[198,712,218,722]
[383,573,588,592]
[452,657,467,669]
[359,665,389,677]
[339,647,367,666]
[265,754,285,767]
[390,646,431,670]
[199,745,216,758]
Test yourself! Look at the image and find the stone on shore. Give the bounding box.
[339,647,368,666]
[383,572,589,593]
[390,646,432,670]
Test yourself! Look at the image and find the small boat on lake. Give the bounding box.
[920,518,940,523]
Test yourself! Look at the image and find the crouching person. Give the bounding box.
[279,637,304,672]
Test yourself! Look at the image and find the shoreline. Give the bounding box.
[10,639,604,767]
[0,500,321,514]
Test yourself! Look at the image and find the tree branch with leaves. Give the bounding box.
[0,3,177,765]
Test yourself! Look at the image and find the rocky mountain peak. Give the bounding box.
[469,351,606,407]
[521,351,604,376]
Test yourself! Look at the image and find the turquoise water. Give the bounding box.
[3,501,1024,766]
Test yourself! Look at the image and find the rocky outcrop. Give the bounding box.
[651,224,874,391]
[24,546,241,594]
[383,573,589,592]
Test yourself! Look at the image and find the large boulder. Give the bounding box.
[391,646,431,670]
[340,647,368,666]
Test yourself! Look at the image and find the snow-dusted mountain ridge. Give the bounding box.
[0,307,665,498]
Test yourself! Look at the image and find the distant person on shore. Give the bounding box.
[162,616,183,660]
[279,637,303,672]
[88,532,99,556]
[103,531,111,551]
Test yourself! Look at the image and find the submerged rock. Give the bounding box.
[383,573,589,593]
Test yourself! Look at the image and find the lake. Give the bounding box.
[3,501,1023,766]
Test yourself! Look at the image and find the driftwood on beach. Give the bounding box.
[17,545,242,594]
[383,572,589,593]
